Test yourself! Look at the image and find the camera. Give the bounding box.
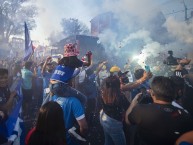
[163,50,181,65]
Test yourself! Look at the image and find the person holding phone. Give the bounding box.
[145,65,150,72]
[129,68,152,101]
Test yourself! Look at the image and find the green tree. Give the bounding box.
[60,18,89,37]
[0,0,37,43]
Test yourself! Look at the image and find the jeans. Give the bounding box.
[100,110,126,145]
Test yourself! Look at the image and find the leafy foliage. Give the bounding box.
[0,0,37,42]
[60,18,89,37]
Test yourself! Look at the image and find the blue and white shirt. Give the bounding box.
[52,95,85,145]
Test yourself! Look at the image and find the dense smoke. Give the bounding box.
[164,17,193,45]
[32,0,98,42]
[32,0,193,67]
[95,0,193,67]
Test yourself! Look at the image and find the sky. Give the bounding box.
[30,0,193,44]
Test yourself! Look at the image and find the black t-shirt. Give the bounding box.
[174,69,188,78]
[128,103,193,145]
[59,56,83,68]
[102,93,130,121]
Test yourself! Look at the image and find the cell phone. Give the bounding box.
[145,65,150,72]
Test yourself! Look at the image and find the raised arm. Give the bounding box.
[95,61,108,76]
[121,71,152,91]
[41,56,52,74]
[82,51,92,67]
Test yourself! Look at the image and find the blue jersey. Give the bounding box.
[52,95,85,145]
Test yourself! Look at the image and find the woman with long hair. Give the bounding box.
[100,75,129,145]
[25,101,66,145]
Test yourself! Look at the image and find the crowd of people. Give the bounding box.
[0,43,193,145]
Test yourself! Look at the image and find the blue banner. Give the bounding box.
[24,22,33,61]
[5,79,23,137]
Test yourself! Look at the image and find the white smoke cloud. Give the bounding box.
[31,0,98,44]
[30,0,193,67]
[98,29,118,50]
[102,0,161,25]
[31,0,166,44]
[137,41,162,66]
[94,0,193,67]
[164,17,193,44]
[89,0,169,67]
[120,30,151,48]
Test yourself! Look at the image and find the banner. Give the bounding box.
[6,79,23,137]
[23,22,33,61]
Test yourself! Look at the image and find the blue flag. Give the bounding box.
[24,22,33,61]
[5,79,23,137]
